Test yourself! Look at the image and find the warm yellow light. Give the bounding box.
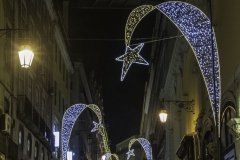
[159,109,167,123]
[18,48,34,68]
[101,155,106,160]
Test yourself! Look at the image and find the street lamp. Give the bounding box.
[159,109,167,123]
[101,155,106,160]
[18,46,34,68]
[158,99,194,123]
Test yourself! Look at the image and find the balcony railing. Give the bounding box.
[17,96,54,151]
[0,132,18,160]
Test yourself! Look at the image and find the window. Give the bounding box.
[41,148,44,160]
[221,104,236,149]
[53,131,59,147]
[55,44,58,62]
[27,134,32,157]
[34,142,39,160]
[47,152,50,160]
[59,55,61,72]
[176,135,195,159]
[4,97,10,114]
[59,91,61,112]
[4,26,11,70]
[54,81,57,105]
[18,125,24,149]
[62,98,64,113]
[66,73,68,88]
[202,131,214,160]
[63,67,65,80]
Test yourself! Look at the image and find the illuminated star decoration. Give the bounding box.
[91,121,103,132]
[116,5,155,81]
[120,1,221,135]
[126,149,135,160]
[116,43,149,81]
[128,138,153,160]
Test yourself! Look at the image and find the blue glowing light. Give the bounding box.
[127,138,152,160]
[118,1,221,134]
[156,1,221,134]
[61,104,107,160]
[61,104,87,160]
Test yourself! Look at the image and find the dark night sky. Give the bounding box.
[68,5,156,150]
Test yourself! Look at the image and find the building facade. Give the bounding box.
[140,0,240,159]
[0,0,73,160]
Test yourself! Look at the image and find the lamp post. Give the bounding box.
[158,100,194,123]
[18,46,34,68]
[18,45,34,97]
[159,109,167,123]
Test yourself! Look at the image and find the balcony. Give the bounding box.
[17,96,54,151]
[0,132,18,160]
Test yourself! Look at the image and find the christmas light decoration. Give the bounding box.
[102,153,119,160]
[117,1,221,134]
[127,138,152,160]
[156,1,221,134]
[117,5,154,81]
[115,43,149,81]
[61,104,87,160]
[126,149,135,160]
[111,153,119,160]
[88,104,103,122]
[61,103,111,160]
[125,5,155,46]
[91,121,103,132]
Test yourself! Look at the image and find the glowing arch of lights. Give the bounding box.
[126,138,153,160]
[61,103,110,160]
[102,153,119,160]
[116,1,221,134]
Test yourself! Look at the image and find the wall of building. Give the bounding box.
[0,0,73,160]
[140,0,240,159]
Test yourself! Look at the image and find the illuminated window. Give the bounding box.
[53,132,59,147]
[67,151,73,160]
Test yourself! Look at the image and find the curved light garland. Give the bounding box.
[125,5,155,46]
[116,1,221,135]
[61,103,111,160]
[126,138,153,160]
[102,153,119,160]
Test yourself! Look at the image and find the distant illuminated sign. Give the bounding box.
[53,132,59,147]
[67,151,73,160]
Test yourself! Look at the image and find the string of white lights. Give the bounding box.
[127,138,153,160]
[61,103,111,160]
[116,1,221,134]
[156,1,221,135]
